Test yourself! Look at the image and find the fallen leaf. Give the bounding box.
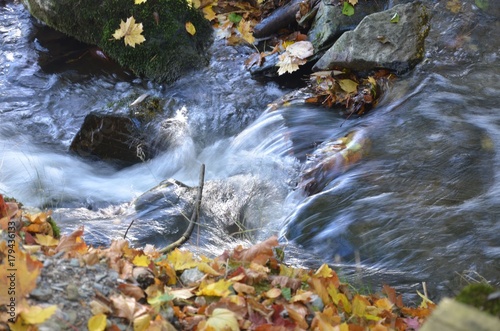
[135,0,147,3]
[237,19,255,44]
[133,314,151,331]
[118,283,145,300]
[185,21,196,35]
[197,279,233,297]
[349,0,358,5]
[338,79,358,93]
[232,236,279,264]
[342,2,355,16]
[113,16,146,48]
[88,313,107,331]
[233,282,255,295]
[167,248,199,271]
[203,5,217,21]
[34,234,59,247]
[201,308,240,331]
[111,295,146,321]
[55,226,87,254]
[286,41,313,60]
[132,254,150,267]
[20,305,57,324]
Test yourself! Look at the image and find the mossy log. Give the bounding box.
[22,0,213,83]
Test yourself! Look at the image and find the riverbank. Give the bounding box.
[2,196,500,330]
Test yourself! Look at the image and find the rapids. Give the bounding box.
[1,0,499,299]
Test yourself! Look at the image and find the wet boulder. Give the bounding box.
[308,0,388,55]
[313,1,430,74]
[69,113,151,167]
[22,0,212,83]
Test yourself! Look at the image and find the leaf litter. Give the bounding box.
[0,196,436,330]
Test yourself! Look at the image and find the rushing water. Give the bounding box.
[1,0,500,300]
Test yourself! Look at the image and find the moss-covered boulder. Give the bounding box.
[22,0,213,83]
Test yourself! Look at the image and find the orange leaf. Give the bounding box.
[118,283,145,300]
[232,236,278,264]
[55,226,87,254]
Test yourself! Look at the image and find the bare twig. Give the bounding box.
[123,219,136,239]
[159,164,205,254]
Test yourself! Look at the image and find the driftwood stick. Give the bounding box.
[159,164,205,254]
[253,0,304,38]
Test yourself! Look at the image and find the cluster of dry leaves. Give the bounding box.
[305,70,396,117]
[0,195,437,330]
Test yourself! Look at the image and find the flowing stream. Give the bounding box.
[1,0,499,300]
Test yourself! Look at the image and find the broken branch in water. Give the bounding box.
[159,163,205,254]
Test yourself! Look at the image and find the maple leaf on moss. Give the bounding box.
[113,16,146,48]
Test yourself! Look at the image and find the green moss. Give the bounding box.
[23,0,212,83]
[130,96,165,122]
[455,283,500,317]
[47,216,61,239]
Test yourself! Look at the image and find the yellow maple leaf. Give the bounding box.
[135,0,147,4]
[20,304,57,324]
[196,279,233,297]
[167,248,198,271]
[88,313,107,331]
[314,263,334,278]
[113,16,146,48]
[132,254,150,267]
[237,19,255,44]
[203,5,217,21]
[185,21,196,36]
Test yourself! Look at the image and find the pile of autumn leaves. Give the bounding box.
[0,196,437,331]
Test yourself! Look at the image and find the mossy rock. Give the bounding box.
[22,0,213,83]
[455,283,500,317]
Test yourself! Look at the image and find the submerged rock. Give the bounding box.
[313,1,430,74]
[22,0,213,82]
[69,113,151,167]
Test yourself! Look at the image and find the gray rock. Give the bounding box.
[308,0,388,55]
[180,267,205,286]
[313,1,430,74]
